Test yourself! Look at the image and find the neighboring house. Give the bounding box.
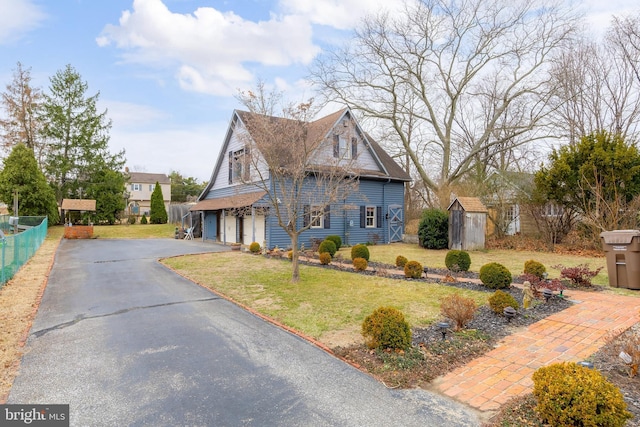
[126,172,171,217]
[191,108,411,249]
[482,171,537,237]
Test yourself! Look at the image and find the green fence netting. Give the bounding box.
[0,215,48,287]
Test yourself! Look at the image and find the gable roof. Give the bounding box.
[448,197,488,213]
[128,172,171,185]
[199,107,410,199]
[61,199,96,211]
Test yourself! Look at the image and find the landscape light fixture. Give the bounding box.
[578,361,594,369]
[503,306,516,323]
[542,288,553,303]
[438,321,450,341]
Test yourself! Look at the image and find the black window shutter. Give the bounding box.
[351,137,357,158]
[377,206,383,228]
[303,205,310,227]
[324,205,330,229]
[333,135,339,158]
[360,206,365,228]
[228,151,233,184]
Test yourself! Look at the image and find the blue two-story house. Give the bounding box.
[190,107,411,249]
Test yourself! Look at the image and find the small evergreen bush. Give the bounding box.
[404,260,423,279]
[249,242,261,253]
[325,235,342,250]
[524,260,546,279]
[395,255,408,268]
[417,208,448,249]
[128,215,136,225]
[351,244,370,261]
[353,257,368,271]
[488,290,519,314]
[440,294,477,331]
[445,250,471,272]
[318,240,337,257]
[361,306,412,350]
[479,262,512,289]
[318,252,332,265]
[140,214,148,224]
[533,362,632,427]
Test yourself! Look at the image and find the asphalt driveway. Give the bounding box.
[8,238,480,426]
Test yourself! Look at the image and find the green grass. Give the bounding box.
[355,243,610,286]
[163,252,489,343]
[93,223,177,239]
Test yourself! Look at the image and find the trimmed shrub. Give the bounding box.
[488,290,519,314]
[351,244,370,261]
[418,208,448,249]
[524,260,546,279]
[318,252,332,265]
[361,306,412,350]
[140,214,148,224]
[404,260,423,279]
[318,239,337,257]
[249,242,261,253]
[533,362,632,427]
[325,235,342,250]
[128,215,136,225]
[353,257,368,271]
[395,255,408,268]
[445,250,471,272]
[287,250,293,260]
[440,294,477,331]
[479,262,512,289]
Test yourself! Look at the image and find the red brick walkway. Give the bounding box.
[431,289,640,413]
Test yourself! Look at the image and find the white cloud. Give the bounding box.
[97,0,320,96]
[278,0,401,29]
[0,0,46,44]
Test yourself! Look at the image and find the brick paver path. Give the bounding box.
[431,289,640,413]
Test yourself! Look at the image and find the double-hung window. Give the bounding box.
[310,205,324,228]
[365,206,376,228]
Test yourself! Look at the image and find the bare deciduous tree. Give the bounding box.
[0,62,45,166]
[236,83,359,282]
[311,0,578,208]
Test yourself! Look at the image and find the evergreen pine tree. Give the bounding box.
[0,143,59,223]
[149,181,167,224]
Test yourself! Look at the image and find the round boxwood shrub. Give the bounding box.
[361,306,412,350]
[533,362,632,427]
[318,239,337,257]
[353,257,368,271]
[249,242,261,253]
[325,235,342,250]
[318,252,332,265]
[418,208,448,249]
[404,260,423,279]
[479,262,512,289]
[445,250,471,272]
[351,244,370,261]
[395,255,408,268]
[488,290,519,314]
[524,259,546,280]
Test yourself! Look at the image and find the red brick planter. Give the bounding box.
[64,225,94,239]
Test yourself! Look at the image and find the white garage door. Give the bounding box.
[243,214,265,246]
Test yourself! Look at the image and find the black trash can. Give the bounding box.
[600,230,640,290]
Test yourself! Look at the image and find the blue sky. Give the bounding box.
[1,0,638,183]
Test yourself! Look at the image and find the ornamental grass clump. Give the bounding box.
[479,262,512,289]
[533,362,632,427]
[361,306,412,350]
[440,294,477,331]
[404,260,423,279]
[444,250,471,272]
[351,244,370,261]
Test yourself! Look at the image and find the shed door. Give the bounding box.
[450,210,463,250]
[388,205,403,242]
[204,212,217,241]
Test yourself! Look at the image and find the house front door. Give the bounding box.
[388,204,403,242]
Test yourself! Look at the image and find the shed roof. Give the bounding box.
[448,197,487,213]
[61,199,97,211]
[190,191,267,211]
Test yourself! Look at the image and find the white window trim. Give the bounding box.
[365,206,376,228]
[310,205,324,229]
